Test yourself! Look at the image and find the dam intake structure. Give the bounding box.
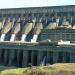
[0,5,75,67]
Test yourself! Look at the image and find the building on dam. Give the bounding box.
[0,5,75,67]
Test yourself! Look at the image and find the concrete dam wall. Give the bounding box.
[0,5,75,67]
[0,43,75,67]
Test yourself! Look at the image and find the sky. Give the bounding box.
[0,0,75,9]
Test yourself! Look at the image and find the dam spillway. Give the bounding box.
[0,5,75,67]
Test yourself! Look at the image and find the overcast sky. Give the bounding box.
[0,0,75,9]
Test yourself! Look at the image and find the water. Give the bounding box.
[31,34,38,42]
[10,34,15,41]
[0,34,6,41]
[21,34,27,42]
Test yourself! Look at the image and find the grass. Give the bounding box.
[0,63,75,75]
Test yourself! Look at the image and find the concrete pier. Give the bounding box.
[8,49,15,66]
[4,49,9,65]
[31,51,37,66]
[0,49,2,64]
[47,51,51,63]
[53,52,58,63]
[22,50,28,67]
[31,51,34,65]
[1,49,5,65]
[49,51,53,64]
[57,52,63,63]
[70,52,75,63]
[63,52,66,63]
[37,51,44,65]
[17,50,20,67]
[65,52,70,63]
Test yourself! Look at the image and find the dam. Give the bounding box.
[0,5,75,67]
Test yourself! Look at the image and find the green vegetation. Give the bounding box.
[0,63,75,75]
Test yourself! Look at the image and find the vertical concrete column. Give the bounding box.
[37,51,43,65]
[8,49,15,66]
[49,51,53,64]
[0,49,2,64]
[47,51,50,63]
[17,50,20,67]
[1,49,5,64]
[65,52,70,63]
[70,52,75,63]
[53,52,58,63]
[4,49,8,65]
[31,50,34,65]
[22,50,28,67]
[31,51,38,66]
[62,52,66,63]
[58,52,63,63]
